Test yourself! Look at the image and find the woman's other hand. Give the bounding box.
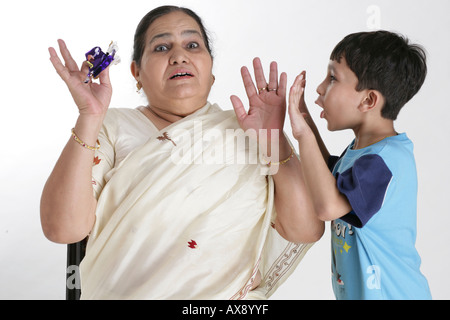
[49,39,112,117]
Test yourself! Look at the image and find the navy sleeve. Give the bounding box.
[336,154,392,228]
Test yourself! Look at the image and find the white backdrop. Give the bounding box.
[1,0,449,299]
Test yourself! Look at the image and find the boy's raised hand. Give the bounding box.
[288,72,311,140]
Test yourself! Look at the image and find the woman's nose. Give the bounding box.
[169,47,189,65]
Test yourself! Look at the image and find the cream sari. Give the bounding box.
[80,103,312,299]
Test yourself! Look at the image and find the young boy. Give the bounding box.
[288,31,431,299]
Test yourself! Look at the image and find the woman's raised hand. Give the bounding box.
[230,58,287,145]
[49,39,112,116]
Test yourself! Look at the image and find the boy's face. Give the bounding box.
[315,57,367,131]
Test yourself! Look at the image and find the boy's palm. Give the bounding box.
[288,73,311,140]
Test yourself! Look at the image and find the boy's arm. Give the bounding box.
[288,74,352,221]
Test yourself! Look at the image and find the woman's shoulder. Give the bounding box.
[104,107,150,127]
[105,107,142,119]
[102,107,157,144]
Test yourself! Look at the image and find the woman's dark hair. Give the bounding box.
[132,5,213,67]
[330,30,427,120]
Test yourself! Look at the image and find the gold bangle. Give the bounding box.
[71,128,100,151]
[269,146,294,166]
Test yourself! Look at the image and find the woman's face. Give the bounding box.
[132,11,214,114]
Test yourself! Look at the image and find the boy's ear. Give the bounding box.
[359,90,384,113]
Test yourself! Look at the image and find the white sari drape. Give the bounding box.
[80,103,312,299]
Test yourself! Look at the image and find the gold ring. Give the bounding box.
[258,86,268,93]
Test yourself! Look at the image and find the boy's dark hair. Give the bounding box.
[330,31,427,120]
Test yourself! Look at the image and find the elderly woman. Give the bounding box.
[41,6,323,299]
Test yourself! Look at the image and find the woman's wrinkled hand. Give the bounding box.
[49,39,112,116]
[230,57,287,147]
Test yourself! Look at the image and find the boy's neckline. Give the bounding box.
[351,132,399,150]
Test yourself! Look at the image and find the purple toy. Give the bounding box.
[84,41,120,83]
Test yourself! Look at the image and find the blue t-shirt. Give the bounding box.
[330,133,431,299]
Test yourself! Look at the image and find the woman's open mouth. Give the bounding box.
[169,71,194,80]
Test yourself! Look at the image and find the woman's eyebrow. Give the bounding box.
[149,29,202,45]
[149,32,171,45]
[181,29,202,38]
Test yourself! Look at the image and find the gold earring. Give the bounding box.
[136,81,143,93]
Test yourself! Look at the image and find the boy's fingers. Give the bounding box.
[288,76,305,119]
